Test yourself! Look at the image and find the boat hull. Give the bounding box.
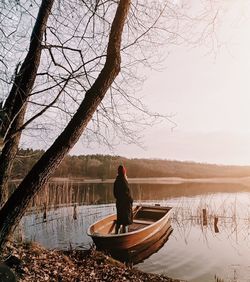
[111,226,173,264]
[87,205,172,252]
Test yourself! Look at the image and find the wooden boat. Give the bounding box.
[87,204,172,252]
[111,225,173,264]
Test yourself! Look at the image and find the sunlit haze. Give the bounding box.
[70,2,250,166]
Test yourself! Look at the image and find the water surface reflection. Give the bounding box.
[15,180,250,282]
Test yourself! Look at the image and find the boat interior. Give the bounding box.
[129,205,171,232]
[90,205,171,235]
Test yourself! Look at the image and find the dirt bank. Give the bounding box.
[1,242,185,281]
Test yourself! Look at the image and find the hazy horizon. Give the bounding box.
[69,2,250,166]
[18,1,250,167]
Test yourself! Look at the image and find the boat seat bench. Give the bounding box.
[132,219,155,225]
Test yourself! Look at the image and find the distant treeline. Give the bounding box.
[11,148,250,179]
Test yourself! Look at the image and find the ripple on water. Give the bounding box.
[20,191,250,282]
[137,226,239,282]
[138,246,222,282]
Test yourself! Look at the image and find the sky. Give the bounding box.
[70,1,250,166]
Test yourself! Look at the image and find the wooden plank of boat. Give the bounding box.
[87,204,172,251]
[111,226,173,264]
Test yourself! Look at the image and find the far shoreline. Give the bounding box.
[9,176,250,186]
[46,176,250,185]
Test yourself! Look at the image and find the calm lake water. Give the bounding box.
[14,179,250,282]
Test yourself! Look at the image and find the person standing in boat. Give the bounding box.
[113,165,133,234]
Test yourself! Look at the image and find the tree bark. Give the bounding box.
[0,0,54,207]
[0,0,131,251]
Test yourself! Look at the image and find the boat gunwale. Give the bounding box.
[87,205,172,238]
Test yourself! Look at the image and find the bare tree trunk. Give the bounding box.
[0,0,131,251]
[0,0,54,207]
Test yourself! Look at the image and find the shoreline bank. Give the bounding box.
[1,242,185,282]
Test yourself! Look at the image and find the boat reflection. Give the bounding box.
[107,226,173,264]
[17,178,250,282]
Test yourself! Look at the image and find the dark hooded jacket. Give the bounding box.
[113,174,133,225]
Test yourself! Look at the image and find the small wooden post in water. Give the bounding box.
[43,203,47,222]
[202,209,207,226]
[214,216,219,233]
[73,204,77,220]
